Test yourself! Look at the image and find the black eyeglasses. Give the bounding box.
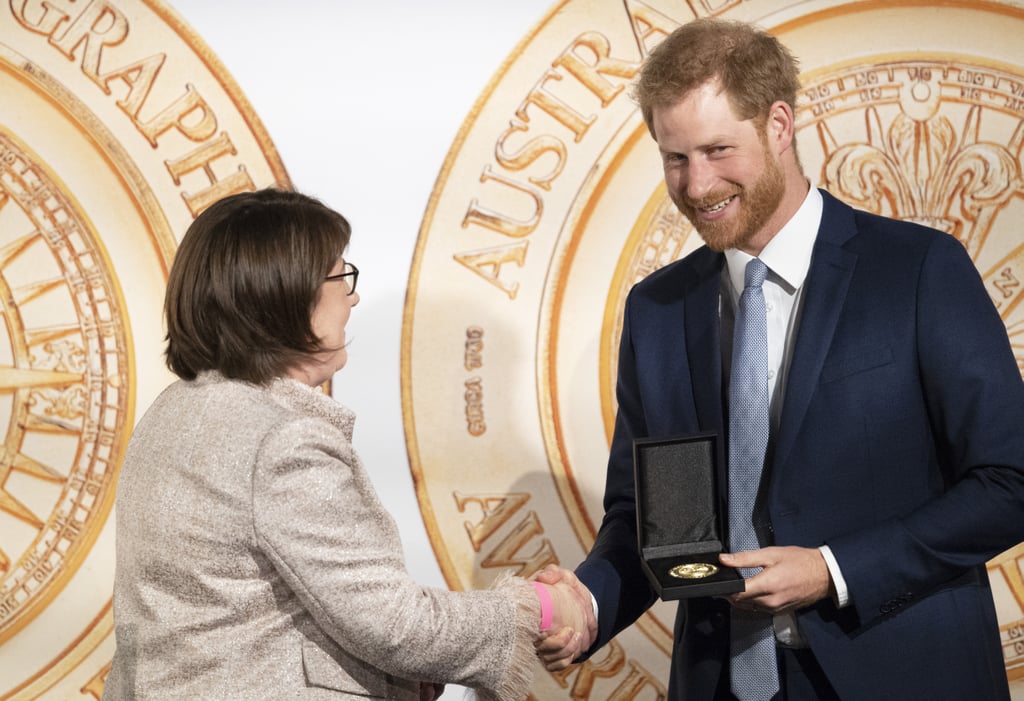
[325,261,358,295]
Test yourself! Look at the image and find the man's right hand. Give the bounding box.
[531,565,597,671]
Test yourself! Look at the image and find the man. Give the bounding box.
[536,17,1024,700]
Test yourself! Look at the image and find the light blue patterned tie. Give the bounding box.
[728,258,779,701]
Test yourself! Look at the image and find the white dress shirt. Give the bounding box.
[722,185,849,648]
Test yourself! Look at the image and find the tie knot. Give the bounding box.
[744,258,769,290]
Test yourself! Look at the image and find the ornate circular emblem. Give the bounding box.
[403,1,1024,697]
[0,2,286,697]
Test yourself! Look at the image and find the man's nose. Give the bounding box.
[685,159,715,201]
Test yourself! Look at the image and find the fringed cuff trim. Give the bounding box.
[480,574,540,701]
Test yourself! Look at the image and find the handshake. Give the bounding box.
[529,565,597,671]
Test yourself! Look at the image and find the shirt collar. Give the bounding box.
[724,184,822,297]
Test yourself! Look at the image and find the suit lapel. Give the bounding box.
[774,192,858,471]
[684,250,726,433]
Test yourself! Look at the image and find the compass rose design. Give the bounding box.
[0,130,128,644]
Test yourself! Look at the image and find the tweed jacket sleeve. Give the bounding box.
[250,393,537,701]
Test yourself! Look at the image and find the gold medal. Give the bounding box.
[669,563,719,580]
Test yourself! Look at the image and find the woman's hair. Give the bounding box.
[633,18,801,132]
[164,187,351,384]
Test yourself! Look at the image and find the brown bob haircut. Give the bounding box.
[633,18,801,135]
[165,187,351,385]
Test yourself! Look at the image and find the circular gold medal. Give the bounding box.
[669,563,719,580]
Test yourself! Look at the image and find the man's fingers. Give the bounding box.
[720,548,775,570]
[530,563,565,584]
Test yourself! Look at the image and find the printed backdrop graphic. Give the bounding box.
[404,1,1024,700]
[0,0,1021,699]
[0,0,286,696]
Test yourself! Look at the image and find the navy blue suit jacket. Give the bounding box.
[576,190,1024,699]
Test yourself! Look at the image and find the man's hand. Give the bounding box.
[720,546,831,614]
[530,565,598,671]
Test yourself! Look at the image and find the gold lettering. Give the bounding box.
[50,0,129,81]
[495,120,568,191]
[608,662,667,701]
[463,165,544,238]
[517,69,596,142]
[984,244,1024,315]
[554,32,639,107]
[551,639,627,698]
[465,327,484,370]
[624,0,682,57]
[454,492,530,551]
[139,84,217,146]
[464,377,486,436]
[80,661,111,699]
[165,132,255,215]
[990,548,1024,610]
[993,267,1020,300]
[453,241,528,299]
[480,510,557,575]
[10,0,72,36]
[99,53,167,118]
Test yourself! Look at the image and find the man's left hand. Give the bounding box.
[720,546,831,614]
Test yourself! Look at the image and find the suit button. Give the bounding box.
[881,598,903,613]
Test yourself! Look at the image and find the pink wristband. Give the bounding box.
[530,581,553,631]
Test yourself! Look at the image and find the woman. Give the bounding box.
[104,188,589,700]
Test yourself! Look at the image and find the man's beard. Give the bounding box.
[676,141,785,253]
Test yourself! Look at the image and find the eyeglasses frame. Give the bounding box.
[325,261,358,295]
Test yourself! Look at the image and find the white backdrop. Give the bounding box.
[167,0,554,588]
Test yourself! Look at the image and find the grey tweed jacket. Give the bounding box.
[104,372,537,700]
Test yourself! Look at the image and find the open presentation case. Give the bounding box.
[633,432,745,599]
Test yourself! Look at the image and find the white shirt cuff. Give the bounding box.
[818,544,850,608]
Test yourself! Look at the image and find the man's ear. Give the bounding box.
[765,100,795,155]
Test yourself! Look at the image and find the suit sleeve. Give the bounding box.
[250,420,537,701]
[826,232,1024,625]
[576,292,660,649]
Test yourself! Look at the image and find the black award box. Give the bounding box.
[633,432,744,599]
